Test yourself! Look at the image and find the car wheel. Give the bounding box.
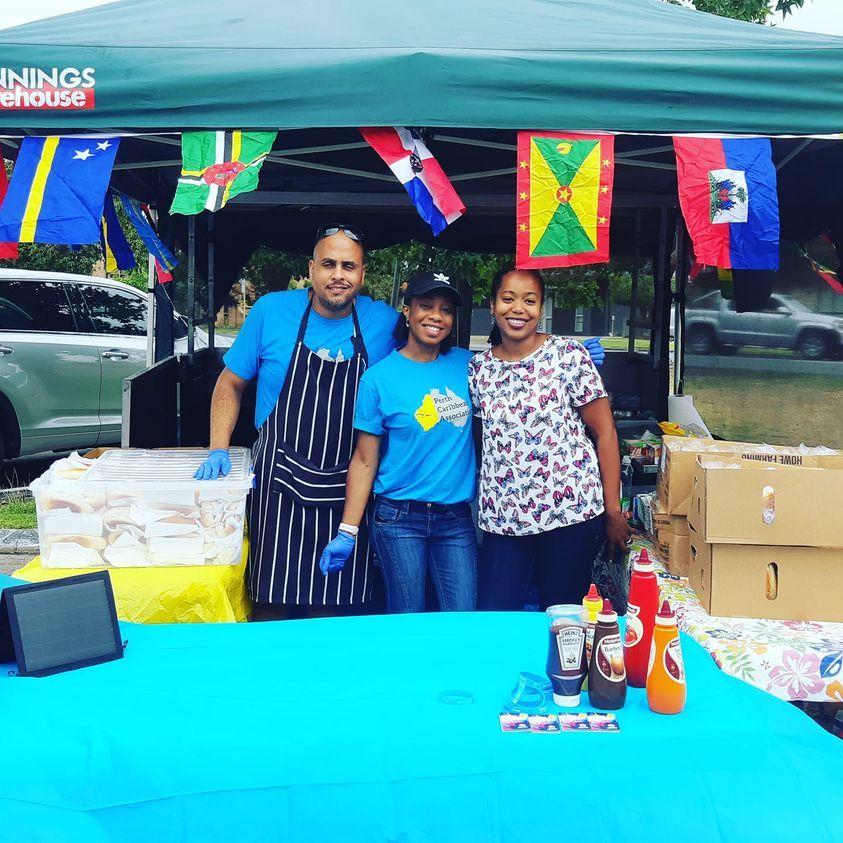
[686,326,716,355]
[798,331,829,360]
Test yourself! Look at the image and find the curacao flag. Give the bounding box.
[674,137,779,270]
[516,131,614,269]
[360,127,464,235]
[0,135,120,244]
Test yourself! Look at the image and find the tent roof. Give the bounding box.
[1,0,843,134]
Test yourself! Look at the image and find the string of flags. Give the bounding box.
[0,127,805,281]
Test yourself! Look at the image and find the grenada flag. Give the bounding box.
[516,131,614,269]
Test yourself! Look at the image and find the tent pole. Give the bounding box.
[207,214,215,350]
[146,251,155,368]
[187,215,195,357]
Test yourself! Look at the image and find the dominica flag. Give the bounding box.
[169,131,277,215]
[516,131,614,269]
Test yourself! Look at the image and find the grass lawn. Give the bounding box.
[684,367,843,449]
[0,498,37,529]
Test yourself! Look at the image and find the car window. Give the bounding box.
[79,285,146,336]
[0,280,76,332]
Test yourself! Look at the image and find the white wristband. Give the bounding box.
[338,522,359,537]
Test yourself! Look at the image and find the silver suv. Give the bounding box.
[0,269,227,460]
[685,292,843,359]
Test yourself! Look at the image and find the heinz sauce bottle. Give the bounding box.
[646,600,687,715]
[587,599,627,710]
[624,549,659,688]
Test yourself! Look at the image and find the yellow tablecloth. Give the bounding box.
[13,540,250,624]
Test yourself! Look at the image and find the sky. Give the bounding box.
[1,0,843,33]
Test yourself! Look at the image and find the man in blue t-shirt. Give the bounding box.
[195,225,398,619]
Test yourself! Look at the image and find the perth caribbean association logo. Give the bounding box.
[0,67,96,110]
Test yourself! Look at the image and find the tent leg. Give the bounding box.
[187,214,196,357]
[207,214,215,349]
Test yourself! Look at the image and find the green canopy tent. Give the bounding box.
[1,0,842,133]
[0,0,841,445]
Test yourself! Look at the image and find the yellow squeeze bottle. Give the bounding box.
[581,583,603,691]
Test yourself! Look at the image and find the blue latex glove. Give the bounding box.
[582,336,606,367]
[194,448,231,480]
[319,531,356,575]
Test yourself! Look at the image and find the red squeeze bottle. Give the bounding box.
[623,548,660,688]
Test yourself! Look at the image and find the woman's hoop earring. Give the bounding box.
[405,319,410,327]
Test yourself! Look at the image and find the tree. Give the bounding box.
[0,243,101,275]
[668,0,808,24]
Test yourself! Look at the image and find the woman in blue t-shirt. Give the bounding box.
[319,271,477,613]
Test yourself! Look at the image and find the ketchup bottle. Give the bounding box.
[624,548,659,688]
[587,599,627,711]
[646,600,686,715]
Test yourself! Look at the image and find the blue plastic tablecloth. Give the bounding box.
[0,573,841,843]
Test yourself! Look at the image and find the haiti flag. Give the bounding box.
[516,132,614,269]
[674,137,779,270]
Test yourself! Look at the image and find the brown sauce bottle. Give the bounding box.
[587,599,627,710]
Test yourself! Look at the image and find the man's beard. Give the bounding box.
[316,290,354,311]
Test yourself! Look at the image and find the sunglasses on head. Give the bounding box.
[315,224,364,243]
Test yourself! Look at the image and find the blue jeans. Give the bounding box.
[370,497,477,614]
[479,514,605,611]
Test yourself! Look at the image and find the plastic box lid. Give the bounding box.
[58,448,253,489]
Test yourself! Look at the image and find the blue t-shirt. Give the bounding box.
[354,348,476,505]
[224,289,399,427]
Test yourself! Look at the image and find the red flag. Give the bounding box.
[155,258,173,284]
[0,153,18,260]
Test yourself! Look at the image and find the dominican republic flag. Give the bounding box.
[360,127,465,235]
[674,137,779,270]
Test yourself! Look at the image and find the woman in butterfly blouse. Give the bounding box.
[469,266,630,611]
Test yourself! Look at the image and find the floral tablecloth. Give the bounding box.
[649,561,843,703]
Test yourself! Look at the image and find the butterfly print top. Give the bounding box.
[468,335,607,536]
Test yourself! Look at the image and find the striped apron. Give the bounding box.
[247,299,371,606]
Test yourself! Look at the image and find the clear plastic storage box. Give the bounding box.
[30,448,253,568]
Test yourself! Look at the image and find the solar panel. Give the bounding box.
[0,572,124,677]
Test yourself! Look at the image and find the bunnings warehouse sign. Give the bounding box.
[0,67,96,110]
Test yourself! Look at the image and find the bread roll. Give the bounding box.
[46,534,107,550]
[40,492,94,513]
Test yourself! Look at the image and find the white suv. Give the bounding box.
[0,269,228,460]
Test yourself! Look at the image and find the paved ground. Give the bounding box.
[0,529,39,576]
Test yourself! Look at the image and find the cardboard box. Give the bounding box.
[689,457,843,548]
[688,526,843,622]
[651,498,689,536]
[656,529,691,578]
[658,436,843,516]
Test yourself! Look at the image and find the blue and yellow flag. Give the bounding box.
[118,192,178,272]
[0,136,120,244]
[100,192,136,273]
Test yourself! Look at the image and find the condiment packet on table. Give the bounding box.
[559,712,621,732]
[528,714,560,733]
[499,713,530,732]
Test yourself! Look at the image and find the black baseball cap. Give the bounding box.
[403,271,464,306]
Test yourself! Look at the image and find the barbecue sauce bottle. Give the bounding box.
[587,598,627,710]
